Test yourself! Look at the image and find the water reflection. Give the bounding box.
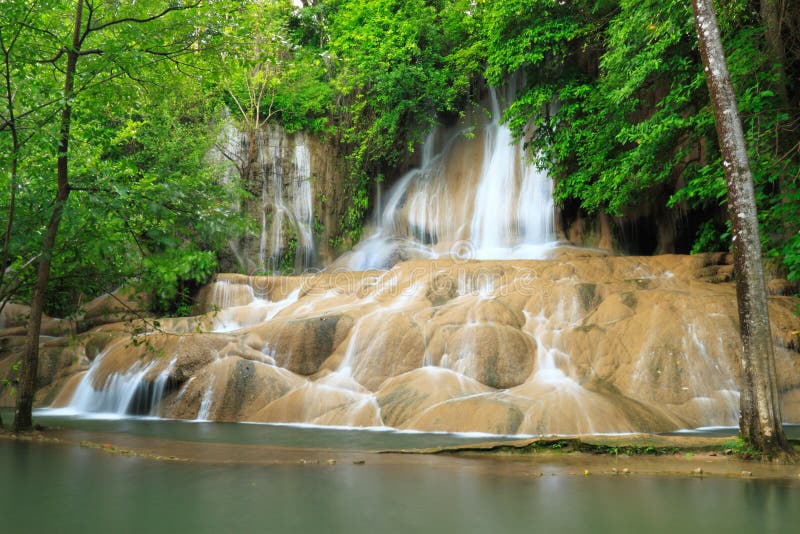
[30,410,527,450]
[2,440,798,534]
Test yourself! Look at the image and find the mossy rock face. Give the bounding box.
[0,335,26,361]
[0,304,32,329]
[0,339,85,407]
[37,345,71,387]
[77,288,151,332]
[577,283,602,311]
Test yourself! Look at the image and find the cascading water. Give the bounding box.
[336,86,555,271]
[292,139,315,271]
[214,118,317,274]
[41,85,800,436]
[61,348,178,418]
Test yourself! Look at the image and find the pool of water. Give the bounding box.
[28,409,526,450]
[29,410,800,450]
[2,438,799,534]
[663,424,800,440]
[3,411,800,533]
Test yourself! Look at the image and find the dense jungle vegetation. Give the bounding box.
[1,0,798,317]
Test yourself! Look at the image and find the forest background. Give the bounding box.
[1,0,797,318]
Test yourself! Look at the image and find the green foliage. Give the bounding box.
[478,0,799,281]
[481,0,593,87]
[3,0,799,314]
[276,237,298,275]
[722,437,760,459]
[321,0,481,236]
[0,0,244,316]
[1,360,22,397]
[493,0,708,216]
[580,442,680,455]
[140,248,218,315]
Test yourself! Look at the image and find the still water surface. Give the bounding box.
[31,409,525,450]
[2,439,798,534]
[2,412,799,533]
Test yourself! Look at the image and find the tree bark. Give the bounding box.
[761,0,790,107]
[0,8,27,309]
[1,41,19,296]
[12,0,81,432]
[760,0,796,241]
[691,0,792,457]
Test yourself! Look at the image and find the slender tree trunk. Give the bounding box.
[0,18,22,313]
[760,0,796,241]
[691,0,793,457]
[761,0,790,107]
[1,59,18,295]
[13,0,81,432]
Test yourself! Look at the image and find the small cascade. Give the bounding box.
[336,83,556,270]
[133,358,177,416]
[509,297,632,435]
[196,375,215,421]
[456,270,496,299]
[630,315,740,426]
[211,287,301,333]
[214,118,317,274]
[66,352,177,417]
[210,278,256,310]
[292,138,315,271]
[525,299,581,385]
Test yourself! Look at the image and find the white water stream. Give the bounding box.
[45,84,757,435]
[215,119,316,274]
[337,86,555,270]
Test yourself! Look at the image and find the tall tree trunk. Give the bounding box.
[12,0,81,432]
[761,0,790,106]
[760,0,796,241]
[0,12,23,313]
[691,0,792,457]
[1,51,19,297]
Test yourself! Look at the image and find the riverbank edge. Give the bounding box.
[392,433,792,456]
[3,426,800,480]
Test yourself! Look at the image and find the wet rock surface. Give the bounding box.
[5,250,800,435]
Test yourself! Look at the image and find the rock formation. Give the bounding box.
[24,249,800,436]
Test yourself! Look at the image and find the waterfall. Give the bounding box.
[38,77,789,437]
[292,137,315,271]
[470,88,517,254]
[213,118,317,274]
[336,85,556,270]
[210,278,256,310]
[196,375,215,421]
[64,352,178,417]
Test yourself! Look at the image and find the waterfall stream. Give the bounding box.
[336,87,555,270]
[42,85,800,436]
[215,119,316,274]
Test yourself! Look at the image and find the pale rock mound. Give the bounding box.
[14,250,800,436]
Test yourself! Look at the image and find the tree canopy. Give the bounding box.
[2,0,799,313]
